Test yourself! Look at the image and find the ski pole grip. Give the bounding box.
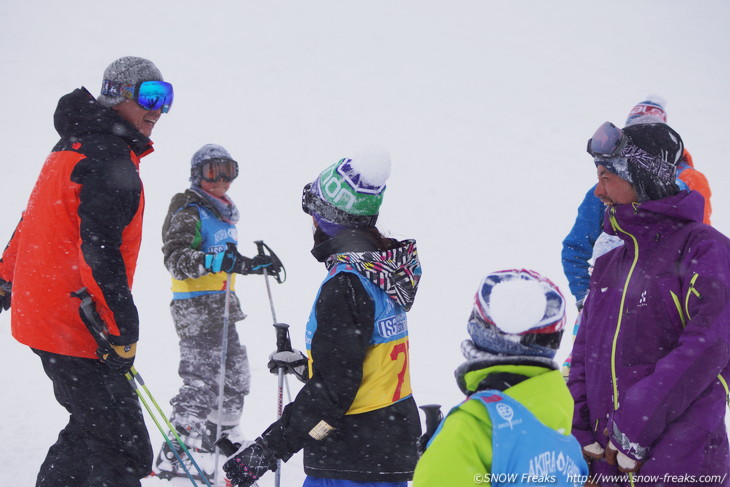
[214,434,240,457]
[419,404,443,437]
[254,240,266,257]
[273,323,292,352]
[71,287,109,344]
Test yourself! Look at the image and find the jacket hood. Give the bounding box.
[318,232,422,311]
[53,87,153,157]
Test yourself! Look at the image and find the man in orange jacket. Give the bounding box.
[0,56,173,486]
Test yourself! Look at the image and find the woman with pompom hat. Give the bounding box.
[223,148,423,487]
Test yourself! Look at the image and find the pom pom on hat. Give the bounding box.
[97,56,164,108]
[466,269,566,359]
[625,95,668,126]
[302,147,391,232]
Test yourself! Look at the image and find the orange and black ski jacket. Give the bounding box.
[0,87,153,358]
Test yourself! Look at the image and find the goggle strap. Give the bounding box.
[100,80,126,97]
[621,145,676,182]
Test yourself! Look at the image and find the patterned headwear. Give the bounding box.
[465,269,566,359]
[302,148,391,235]
[625,95,667,126]
[97,56,163,108]
[597,123,684,202]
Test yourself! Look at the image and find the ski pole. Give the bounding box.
[416,404,443,454]
[124,371,199,487]
[419,404,443,438]
[128,367,213,487]
[272,322,293,487]
[214,433,240,457]
[253,241,292,401]
[255,241,280,323]
[254,240,290,487]
[213,272,233,487]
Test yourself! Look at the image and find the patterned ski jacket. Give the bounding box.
[561,149,712,303]
[568,190,730,482]
[0,87,153,357]
[261,229,423,482]
[414,360,587,487]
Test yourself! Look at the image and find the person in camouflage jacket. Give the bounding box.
[154,144,273,480]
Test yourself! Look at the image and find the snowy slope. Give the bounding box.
[1,1,729,485]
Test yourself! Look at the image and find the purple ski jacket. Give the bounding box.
[568,190,730,484]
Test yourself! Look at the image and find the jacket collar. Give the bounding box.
[311,228,382,262]
[603,190,704,244]
[53,87,154,157]
[455,360,558,395]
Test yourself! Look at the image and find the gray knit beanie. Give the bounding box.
[97,56,164,107]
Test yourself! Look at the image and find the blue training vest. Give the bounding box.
[171,204,238,300]
[431,390,588,487]
[305,263,413,414]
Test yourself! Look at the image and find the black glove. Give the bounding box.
[267,349,308,383]
[223,437,278,487]
[0,278,11,313]
[76,300,136,374]
[246,254,274,275]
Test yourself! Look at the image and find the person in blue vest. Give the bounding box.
[222,147,423,487]
[154,144,274,480]
[412,269,589,487]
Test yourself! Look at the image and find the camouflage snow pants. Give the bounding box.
[169,293,251,430]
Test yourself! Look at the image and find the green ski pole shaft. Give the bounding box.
[124,372,199,487]
[128,367,213,487]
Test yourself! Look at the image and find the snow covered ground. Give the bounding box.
[1,1,729,485]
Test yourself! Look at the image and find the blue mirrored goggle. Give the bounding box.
[586,121,628,158]
[101,80,174,113]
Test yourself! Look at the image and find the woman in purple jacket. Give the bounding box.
[568,121,730,486]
